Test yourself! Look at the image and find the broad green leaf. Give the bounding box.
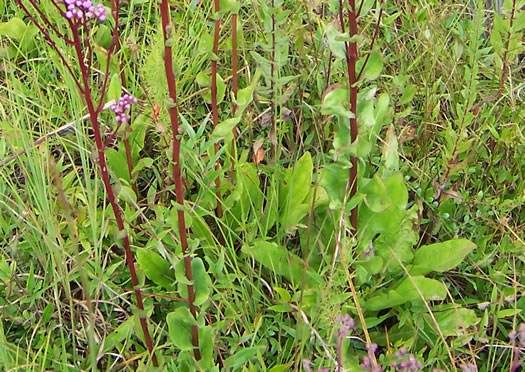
[268,304,293,312]
[210,117,241,140]
[399,84,417,105]
[167,307,195,351]
[373,93,390,134]
[199,326,215,370]
[362,174,391,213]
[381,124,399,171]
[132,157,154,175]
[358,53,383,81]
[273,287,292,302]
[374,204,419,274]
[394,276,447,301]
[192,258,212,306]
[269,363,293,372]
[223,346,266,370]
[432,307,480,337]
[410,239,476,275]
[280,152,313,230]
[0,17,26,41]
[358,173,408,250]
[136,248,174,288]
[105,147,130,183]
[107,73,121,102]
[103,315,135,352]
[325,23,347,59]
[319,163,348,210]
[242,240,315,286]
[321,88,353,119]
[366,276,446,310]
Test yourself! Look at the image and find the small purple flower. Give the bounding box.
[459,364,478,372]
[360,343,382,372]
[335,314,355,339]
[391,347,422,372]
[111,94,138,125]
[63,0,106,22]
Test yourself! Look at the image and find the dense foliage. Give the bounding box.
[0,0,523,371]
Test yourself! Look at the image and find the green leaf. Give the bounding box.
[192,257,212,306]
[366,276,447,310]
[196,71,210,87]
[199,326,215,370]
[203,73,227,104]
[223,346,266,370]
[210,117,241,140]
[399,84,417,105]
[269,363,293,372]
[167,307,195,351]
[321,88,354,119]
[432,307,480,337]
[107,73,121,102]
[0,17,26,41]
[136,248,174,288]
[132,157,153,175]
[273,287,292,302]
[362,174,391,213]
[381,124,399,171]
[242,240,315,286]
[106,147,131,183]
[358,53,383,80]
[325,23,347,59]
[280,152,313,231]
[319,163,348,209]
[410,239,476,275]
[103,315,135,352]
[268,304,293,312]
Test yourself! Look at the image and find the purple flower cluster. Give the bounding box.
[63,0,107,21]
[335,314,355,339]
[509,323,525,372]
[391,348,423,372]
[360,343,383,372]
[111,94,138,125]
[459,364,478,372]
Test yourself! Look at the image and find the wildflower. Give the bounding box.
[111,94,138,124]
[63,0,107,22]
[335,314,355,339]
[360,343,383,372]
[391,347,423,371]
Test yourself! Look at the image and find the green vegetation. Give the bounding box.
[0,0,523,371]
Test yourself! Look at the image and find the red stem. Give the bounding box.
[71,24,158,366]
[15,0,157,365]
[159,0,201,360]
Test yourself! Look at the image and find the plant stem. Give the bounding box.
[70,23,158,367]
[159,0,201,360]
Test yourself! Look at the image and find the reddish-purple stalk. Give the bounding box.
[15,0,158,365]
[159,0,201,360]
[230,12,238,179]
[211,0,224,220]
